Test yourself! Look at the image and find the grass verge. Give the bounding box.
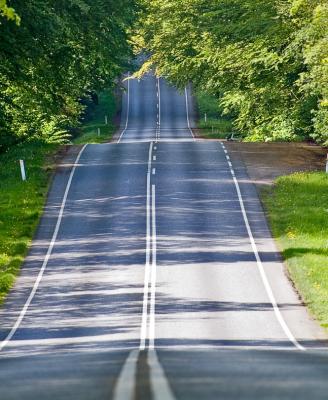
[73,89,118,144]
[262,172,328,327]
[0,141,58,303]
[195,91,235,139]
[0,87,119,303]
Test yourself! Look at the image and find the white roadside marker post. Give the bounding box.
[97,127,101,137]
[105,115,108,125]
[205,113,207,123]
[19,160,26,181]
[326,154,328,173]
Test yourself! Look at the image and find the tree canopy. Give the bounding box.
[137,0,328,144]
[0,0,140,150]
[1,0,327,147]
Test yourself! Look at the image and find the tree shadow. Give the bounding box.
[283,247,328,259]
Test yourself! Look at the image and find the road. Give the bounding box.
[0,72,327,399]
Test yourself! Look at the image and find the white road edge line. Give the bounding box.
[118,73,130,143]
[0,144,88,352]
[140,142,154,351]
[185,86,195,140]
[220,143,305,352]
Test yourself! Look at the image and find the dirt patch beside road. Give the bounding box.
[225,142,327,187]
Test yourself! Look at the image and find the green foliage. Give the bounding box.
[138,0,328,144]
[0,0,20,24]
[263,172,328,325]
[0,0,140,150]
[196,91,222,120]
[73,89,117,144]
[291,0,328,144]
[195,90,234,138]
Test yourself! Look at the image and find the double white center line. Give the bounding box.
[140,142,157,350]
[113,142,175,400]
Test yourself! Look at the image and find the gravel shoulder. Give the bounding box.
[225,142,327,188]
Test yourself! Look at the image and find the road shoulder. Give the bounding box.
[226,141,328,337]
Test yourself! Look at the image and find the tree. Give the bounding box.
[290,0,328,144]
[138,0,328,144]
[0,0,140,149]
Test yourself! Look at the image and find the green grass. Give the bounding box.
[195,91,235,139]
[0,140,58,302]
[198,118,234,139]
[263,172,328,326]
[73,89,117,144]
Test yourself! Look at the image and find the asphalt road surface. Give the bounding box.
[0,73,328,400]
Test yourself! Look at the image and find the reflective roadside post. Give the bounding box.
[326,154,328,173]
[19,160,27,181]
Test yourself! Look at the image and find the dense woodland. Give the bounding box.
[0,0,139,151]
[0,0,327,147]
[137,0,328,144]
